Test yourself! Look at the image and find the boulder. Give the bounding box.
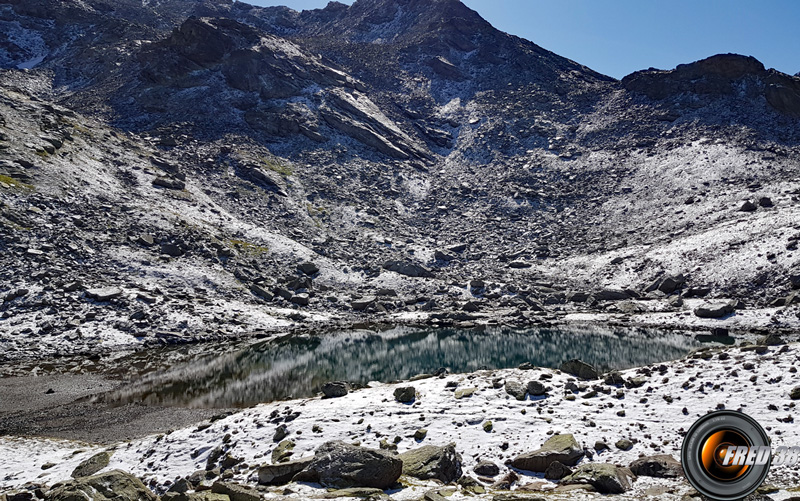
[322,381,350,398]
[293,441,402,489]
[258,457,314,485]
[560,359,599,380]
[504,380,527,400]
[394,386,416,403]
[351,296,376,311]
[629,455,683,478]
[511,434,584,472]
[46,470,156,501]
[398,443,462,483]
[694,302,735,318]
[473,461,499,477]
[562,463,635,494]
[544,460,573,480]
[383,260,433,278]
[526,381,547,397]
[71,451,112,478]
[210,481,260,501]
[297,262,319,276]
[152,176,185,190]
[739,200,757,212]
[790,387,800,400]
[615,439,634,451]
[85,288,122,302]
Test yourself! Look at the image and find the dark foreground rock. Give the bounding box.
[293,441,402,489]
[398,443,462,483]
[511,434,584,472]
[46,470,157,501]
[562,463,636,494]
[629,454,683,478]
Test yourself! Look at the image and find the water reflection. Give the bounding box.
[104,325,705,408]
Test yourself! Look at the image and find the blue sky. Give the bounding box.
[243,0,800,79]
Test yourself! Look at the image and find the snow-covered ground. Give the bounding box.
[2,342,799,499]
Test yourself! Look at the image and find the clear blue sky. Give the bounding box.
[242,0,800,79]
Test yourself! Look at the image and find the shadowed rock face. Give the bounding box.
[622,53,800,116]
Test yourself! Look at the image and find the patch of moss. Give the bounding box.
[261,157,293,177]
[0,174,34,191]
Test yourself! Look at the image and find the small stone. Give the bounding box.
[615,439,633,451]
[482,421,493,432]
[414,428,428,440]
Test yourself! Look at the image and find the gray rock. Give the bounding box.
[562,463,635,494]
[383,260,433,278]
[434,250,455,262]
[46,470,156,501]
[473,461,500,477]
[694,302,735,318]
[322,381,349,398]
[615,438,634,451]
[790,387,800,400]
[394,386,416,403]
[273,424,289,442]
[739,200,757,212]
[250,284,274,301]
[629,455,683,478]
[544,460,573,480]
[560,359,599,380]
[210,481,260,501]
[398,443,462,483]
[351,296,376,311]
[511,434,584,472]
[152,176,186,190]
[257,457,314,485]
[526,380,547,397]
[161,243,184,257]
[85,288,122,302]
[72,451,113,478]
[504,380,527,400]
[272,440,295,463]
[290,293,310,306]
[294,441,402,489]
[297,262,319,275]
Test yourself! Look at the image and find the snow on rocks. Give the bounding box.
[1,342,800,499]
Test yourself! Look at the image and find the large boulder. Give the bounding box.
[398,443,462,483]
[694,302,735,318]
[45,470,157,501]
[293,441,402,489]
[511,434,584,472]
[560,359,599,380]
[629,455,683,478]
[562,463,636,494]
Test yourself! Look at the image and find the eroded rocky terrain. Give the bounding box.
[2,0,800,498]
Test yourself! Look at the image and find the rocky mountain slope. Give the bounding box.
[1,0,800,362]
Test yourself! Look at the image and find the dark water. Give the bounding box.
[104,325,709,409]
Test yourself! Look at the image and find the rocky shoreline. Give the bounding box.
[2,339,800,500]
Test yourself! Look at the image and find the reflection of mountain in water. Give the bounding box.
[105,325,702,408]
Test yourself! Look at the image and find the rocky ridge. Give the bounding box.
[0,0,799,363]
